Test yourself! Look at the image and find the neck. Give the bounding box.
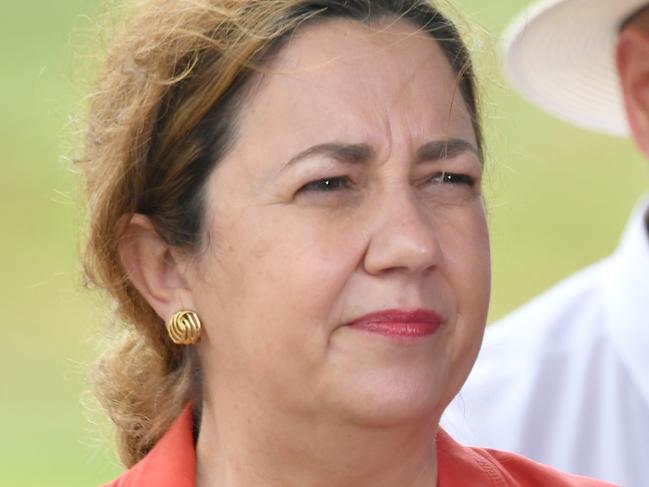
[195,395,440,487]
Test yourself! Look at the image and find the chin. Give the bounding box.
[327,365,452,429]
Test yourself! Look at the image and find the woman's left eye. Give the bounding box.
[428,172,475,187]
[298,176,352,194]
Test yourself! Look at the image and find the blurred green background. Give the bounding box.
[2,0,647,485]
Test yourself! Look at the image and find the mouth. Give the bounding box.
[344,308,444,340]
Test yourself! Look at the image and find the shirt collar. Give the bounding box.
[602,197,649,405]
[109,404,196,487]
[113,407,485,486]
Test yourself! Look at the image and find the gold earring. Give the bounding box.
[167,310,202,345]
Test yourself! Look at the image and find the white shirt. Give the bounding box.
[442,199,649,487]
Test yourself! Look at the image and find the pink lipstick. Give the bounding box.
[346,309,443,339]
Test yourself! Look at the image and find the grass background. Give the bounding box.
[2,0,647,485]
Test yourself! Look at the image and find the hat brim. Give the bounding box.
[502,0,649,136]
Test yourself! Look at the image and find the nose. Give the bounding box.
[363,190,441,276]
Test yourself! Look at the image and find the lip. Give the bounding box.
[345,308,444,340]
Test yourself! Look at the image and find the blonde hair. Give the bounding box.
[78,0,481,467]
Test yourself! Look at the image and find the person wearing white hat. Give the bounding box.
[442,1,649,486]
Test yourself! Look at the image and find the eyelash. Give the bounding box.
[298,176,353,193]
[298,172,475,194]
[428,171,476,187]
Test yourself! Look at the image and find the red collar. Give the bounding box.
[104,404,195,487]
[106,404,612,487]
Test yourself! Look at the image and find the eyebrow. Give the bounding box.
[282,138,480,170]
[282,143,374,169]
[416,139,481,163]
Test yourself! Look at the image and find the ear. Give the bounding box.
[617,26,649,157]
[118,214,195,323]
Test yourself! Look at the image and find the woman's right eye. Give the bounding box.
[298,176,352,193]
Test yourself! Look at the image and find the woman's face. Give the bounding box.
[187,18,490,427]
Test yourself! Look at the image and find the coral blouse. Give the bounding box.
[103,404,616,486]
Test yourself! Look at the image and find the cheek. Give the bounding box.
[434,204,490,344]
[198,207,368,407]
[441,204,490,303]
[203,206,365,347]
[439,205,490,389]
[426,208,491,405]
[249,213,361,300]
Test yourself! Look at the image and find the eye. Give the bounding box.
[429,171,475,187]
[298,176,352,193]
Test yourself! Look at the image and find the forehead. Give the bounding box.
[273,16,445,73]
[234,17,475,155]
[256,17,462,106]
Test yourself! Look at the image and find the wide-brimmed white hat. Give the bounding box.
[502,0,649,136]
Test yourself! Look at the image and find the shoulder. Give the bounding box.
[477,446,617,486]
[479,257,612,370]
[437,429,617,486]
[492,258,609,339]
[471,257,615,386]
[442,259,614,442]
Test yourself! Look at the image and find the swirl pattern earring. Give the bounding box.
[166,310,202,345]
